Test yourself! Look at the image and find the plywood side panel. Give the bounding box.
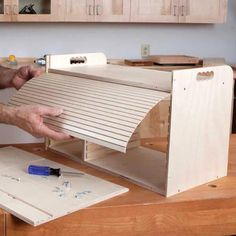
[167,66,234,196]
[9,73,170,153]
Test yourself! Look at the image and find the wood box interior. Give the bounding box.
[48,99,171,194]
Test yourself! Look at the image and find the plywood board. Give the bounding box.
[167,65,234,196]
[0,147,128,226]
[49,64,172,92]
[124,59,154,66]
[9,73,170,153]
[48,53,107,69]
[148,55,200,65]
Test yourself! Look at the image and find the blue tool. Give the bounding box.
[28,165,84,177]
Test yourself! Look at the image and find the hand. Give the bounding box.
[10,105,72,140]
[11,65,43,90]
[0,65,43,90]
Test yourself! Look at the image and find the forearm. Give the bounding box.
[0,103,16,125]
[0,66,17,89]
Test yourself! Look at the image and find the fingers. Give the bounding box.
[38,124,72,141]
[13,105,70,140]
[35,106,63,117]
[31,68,43,77]
[12,66,43,90]
[11,77,28,90]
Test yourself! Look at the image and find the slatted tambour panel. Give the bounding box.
[9,73,170,152]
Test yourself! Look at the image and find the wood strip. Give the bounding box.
[16,86,147,118]
[24,81,158,108]
[45,117,130,141]
[11,94,143,122]
[9,100,138,128]
[20,86,151,113]
[29,79,158,105]
[45,120,127,146]
[10,95,144,123]
[46,124,127,152]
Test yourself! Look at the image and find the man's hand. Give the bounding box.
[11,66,43,90]
[0,65,43,90]
[0,104,71,141]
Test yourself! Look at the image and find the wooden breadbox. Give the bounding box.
[9,53,234,197]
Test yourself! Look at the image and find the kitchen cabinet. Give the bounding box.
[65,0,130,22]
[0,0,12,21]
[0,0,228,24]
[179,0,227,23]
[65,0,93,22]
[130,0,179,23]
[130,0,227,23]
[0,0,65,22]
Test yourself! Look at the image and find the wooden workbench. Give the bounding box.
[0,136,236,236]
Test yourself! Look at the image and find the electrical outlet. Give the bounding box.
[141,44,150,58]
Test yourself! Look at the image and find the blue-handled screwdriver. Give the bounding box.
[28,165,84,177]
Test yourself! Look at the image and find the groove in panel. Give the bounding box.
[23,83,154,108]
[11,95,144,126]
[45,117,130,141]
[9,100,139,128]
[57,114,133,135]
[9,73,170,152]
[31,80,155,105]
[20,86,151,113]
[45,119,127,145]
[46,122,127,152]
[11,94,143,122]
[33,76,167,102]
[15,89,146,119]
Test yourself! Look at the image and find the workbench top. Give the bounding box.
[1,135,236,235]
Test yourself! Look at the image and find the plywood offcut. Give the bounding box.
[0,147,128,226]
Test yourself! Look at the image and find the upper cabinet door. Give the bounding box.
[0,0,12,21]
[65,0,94,22]
[10,0,65,22]
[130,0,179,23]
[94,0,130,22]
[179,0,227,23]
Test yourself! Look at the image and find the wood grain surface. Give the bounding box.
[0,135,236,235]
[0,209,5,236]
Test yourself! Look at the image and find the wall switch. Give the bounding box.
[141,44,150,58]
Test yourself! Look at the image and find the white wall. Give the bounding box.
[0,0,236,144]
